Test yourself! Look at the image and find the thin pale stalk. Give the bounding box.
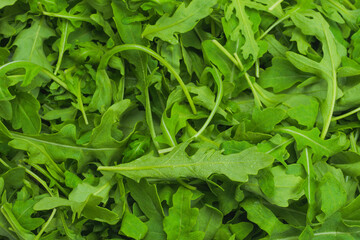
[34,209,57,240]
[23,167,54,197]
[54,20,69,75]
[42,11,93,23]
[233,53,263,108]
[332,106,360,121]
[30,164,69,196]
[100,44,197,114]
[259,6,300,40]
[145,87,160,150]
[192,67,223,139]
[268,0,284,11]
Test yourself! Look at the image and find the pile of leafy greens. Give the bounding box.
[0,0,360,239]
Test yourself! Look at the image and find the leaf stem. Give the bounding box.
[342,0,357,10]
[76,79,89,125]
[30,164,69,196]
[210,40,262,107]
[268,0,284,11]
[177,178,197,190]
[192,67,223,139]
[41,69,70,91]
[332,106,360,121]
[100,44,197,114]
[0,158,11,169]
[187,124,220,148]
[22,166,55,197]
[42,11,93,23]
[158,146,175,154]
[321,30,338,139]
[145,87,161,150]
[0,61,70,92]
[161,116,176,147]
[255,59,260,78]
[34,209,57,240]
[258,6,300,40]
[210,40,239,67]
[350,131,358,153]
[233,53,263,108]
[54,20,69,75]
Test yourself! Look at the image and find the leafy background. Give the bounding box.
[0,0,360,239]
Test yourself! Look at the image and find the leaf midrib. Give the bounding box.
[11,133,119,152]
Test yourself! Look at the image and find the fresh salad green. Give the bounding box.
[0,0,360,239]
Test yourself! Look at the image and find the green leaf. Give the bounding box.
[11,92,41,134]
[127,179,166,240]
[142,0,217,44]
[13,17,55,70]
[240,198,292,235]
[12,199,45,231]
[283,95,319,128]
[229,222,253,240]
[257,134,293,166]
[98,140,274,182]
[163,187,204,240]
[244,166,304,207]
[287,10,347,138]
[221,140,253,155]
[277,126,347,158]
[250,107,287,133]
[259,58,311,92]
[319,172,347,217]
[196,205,223,240]
[0,0,17,9]
[313,213,360,239]
[123,134,151,163]
[120,211,148,240]
[330,151,360,177]
[224,0,259,59]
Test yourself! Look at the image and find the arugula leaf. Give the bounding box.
[224,0,259,59]
[244,166,304,207]
[163,187,204,240]
[287,10,347,138]
[11,92,41,134]
[98,140,274,182]
[240,198,292,235]
[0,0,17,9]
[13,17,55,70]
[277,126,348,158]
[142,0,217,44]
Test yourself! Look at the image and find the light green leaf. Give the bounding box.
[0,0,17,9]
[224,0,259,59]
[240,198,292,235]
[330,151,360,177]
[13,17,55,70]
[98,140,274,182]
[259,58,311,92]
[244,166,304,207]
[196,205,223,240]
[277,126,347,158]
[283,95,319,128]
[229,222,253,240]
[313,213,360,239]
[163,187,204,240]
[288,10,347,138]
[12,199,45,231]
[11,92,41,134]
[250,107,287,133]
[127,179,166,240]
[142,0,217,44]
[120,211,148,240]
